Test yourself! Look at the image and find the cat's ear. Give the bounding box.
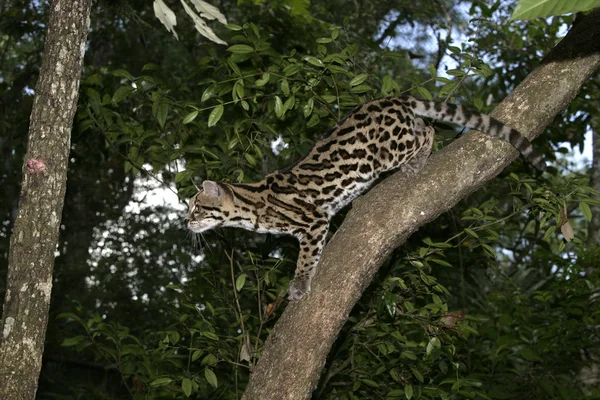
[202,181,220,198]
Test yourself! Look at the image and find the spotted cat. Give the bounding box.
[187,96,545,300]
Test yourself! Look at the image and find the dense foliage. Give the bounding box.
[1,0,599,398]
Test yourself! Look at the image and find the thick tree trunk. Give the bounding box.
[0,0,92,398]
[242,9,600,400]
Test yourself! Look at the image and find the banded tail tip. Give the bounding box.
[528,153,546,171]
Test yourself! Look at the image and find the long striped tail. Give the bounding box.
[399,96,546,171]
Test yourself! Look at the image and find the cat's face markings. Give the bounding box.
[187,181,228,233]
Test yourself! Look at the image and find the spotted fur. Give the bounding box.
[187,96,545,300]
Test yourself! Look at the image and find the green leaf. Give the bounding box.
[274,96,284,118]
[349,73,368,87]
[511,0,600,21]
[429,63,437,78]
[302,98,314,118]
[579,201,592,221]
[410,367,424,383]
[244,153,256,166]
[416,86,432,100]
[446,69,465,77]
[56,312,82,322]
[227,59,242,76]
[182,378,192,397]
[429,258,453,267]
[192,350,203,362]
[405,384,414,399]
[157,103,169,128]
[474,97,484,110]
[142,63,158,71]
[481,243,496,258]
[382,75,394,95]
[202,331,219,340]
[201,354,217,366]
[150,377,172,387]
[169,331,180,344]
[343,43,360,57]
[281,79,290,96]
[349,84,372,94]
[307,113,320,127]
[112,86,135,103]
[61,336,84,347]
[384,292,396,317]
[113,69,133,79]
[205,368,218,388]
[183,111,199,124]
[303,56,324,67]
[255,73,270,87]
[208,105,224,127]
[225,24,243,31]
[227,44,254,54]
[201,85,216,102]
[520,347,542,362]
[284,96,295,111]
[283,64,302,77]
[464,228,479,238]
[361,379,379,388]
[543,226,556,241]
[426,341,434,356]
[236,274,246,291]
[234,79,244,101]
[249,22,260,38]
[316,37,333,43]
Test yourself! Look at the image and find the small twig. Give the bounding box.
[253,268,264,362]
[314,357,352,398]
[331,74,341,120]
[227,248,252,364]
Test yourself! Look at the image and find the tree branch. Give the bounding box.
[242,9,600,400]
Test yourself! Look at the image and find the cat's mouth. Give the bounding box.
[187,220,221,233]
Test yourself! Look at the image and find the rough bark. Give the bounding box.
[243,9,600,400]
[0,0,92,398]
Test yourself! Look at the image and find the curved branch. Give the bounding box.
[243,9,600,400]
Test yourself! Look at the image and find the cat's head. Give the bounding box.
[187,181,233,233]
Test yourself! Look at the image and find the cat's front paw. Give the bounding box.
[287,278,311,301]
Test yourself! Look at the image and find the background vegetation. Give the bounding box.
[1,0,598,398]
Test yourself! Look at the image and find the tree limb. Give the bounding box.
[242,9,600,400]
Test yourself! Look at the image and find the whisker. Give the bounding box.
[200,232,213,255]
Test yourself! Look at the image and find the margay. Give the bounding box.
[187,96,545,300]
